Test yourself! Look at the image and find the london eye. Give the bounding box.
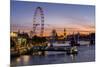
[33,7,44,37]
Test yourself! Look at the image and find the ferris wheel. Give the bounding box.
[33,7,44,37]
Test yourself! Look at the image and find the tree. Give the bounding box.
[10,38,16,48]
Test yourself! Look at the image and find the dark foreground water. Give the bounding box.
[11,44,95,66]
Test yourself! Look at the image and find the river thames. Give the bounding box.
[11,41,95,66]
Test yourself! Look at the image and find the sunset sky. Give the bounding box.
[11,1,95,36]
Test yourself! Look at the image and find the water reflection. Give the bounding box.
[16,58,21,62]
[23,55,30,64]
[70,54,76,62]
[15,55,30,65]
[11,42,95,66]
